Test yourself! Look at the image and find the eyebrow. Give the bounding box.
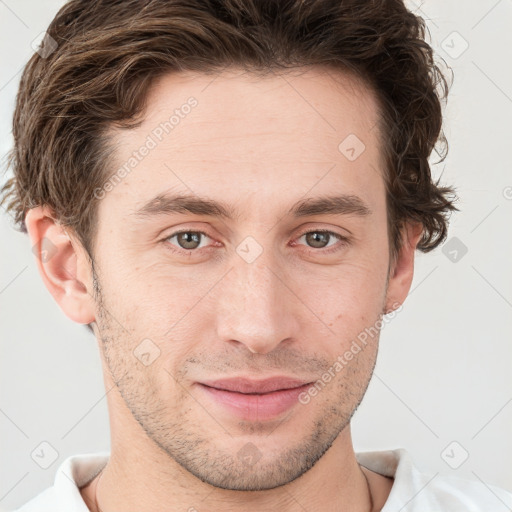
[131,192,372,220]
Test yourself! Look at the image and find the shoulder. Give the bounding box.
[13,487,59,512]
[356,448,512,512]
[420,472,512,511]
[12,451,109,512]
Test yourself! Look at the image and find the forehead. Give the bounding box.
[140,66,381,151]
[101,66,385,217]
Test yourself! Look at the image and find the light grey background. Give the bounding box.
[1,0,511,510]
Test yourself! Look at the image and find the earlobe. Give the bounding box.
[24,206,96,324]
[384,221,423,315]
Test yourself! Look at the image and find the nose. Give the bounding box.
[215,254,301,355]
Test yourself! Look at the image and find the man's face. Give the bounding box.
[91,67,392,490]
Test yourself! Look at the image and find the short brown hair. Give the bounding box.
[1,0,458,265]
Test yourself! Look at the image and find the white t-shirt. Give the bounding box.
[13,448,512,512]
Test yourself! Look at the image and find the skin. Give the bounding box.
[25,66,423,512]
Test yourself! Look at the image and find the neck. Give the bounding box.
[83,429,374,512]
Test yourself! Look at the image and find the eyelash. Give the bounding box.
[162,228,349,256]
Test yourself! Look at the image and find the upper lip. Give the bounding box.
[199,377,311,394]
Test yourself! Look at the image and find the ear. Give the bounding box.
[24,206,96,324]
[384,221,423,314]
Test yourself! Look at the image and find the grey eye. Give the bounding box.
[166,231,210,251]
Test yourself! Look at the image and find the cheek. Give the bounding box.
[294,264,387,369]
[96,246,200,327]
[303,258,387,321]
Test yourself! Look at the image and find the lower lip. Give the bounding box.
[197,383,311,421]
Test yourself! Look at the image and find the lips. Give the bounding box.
[196,377,313,421]
[199,377,310,394]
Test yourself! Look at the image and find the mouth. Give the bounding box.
[196,377,313,421]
